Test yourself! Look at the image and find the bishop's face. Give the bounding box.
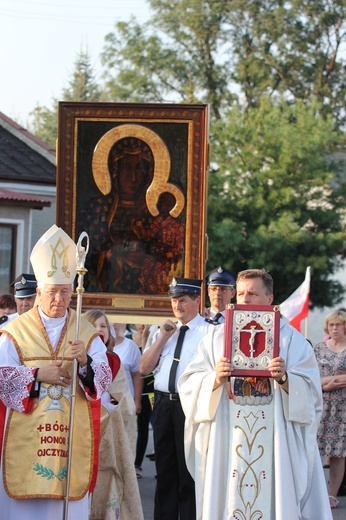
[37,284,72,318]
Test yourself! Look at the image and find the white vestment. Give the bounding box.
[178,321,332,520]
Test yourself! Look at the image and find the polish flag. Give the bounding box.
[280,267,311,332]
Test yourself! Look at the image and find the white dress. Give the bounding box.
[113,337,141,397]
[178,321,332,520]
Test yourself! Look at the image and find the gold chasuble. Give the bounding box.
[1,307,99,500]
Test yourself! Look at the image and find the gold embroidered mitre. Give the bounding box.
[30,225,77,285]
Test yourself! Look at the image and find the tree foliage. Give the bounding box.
[102,0,346,124]
[29,49,103,148]
[60,49,103,103]
[226,0,346,125]
[101,2,235,119]
[208,97,346,306]
[29,103,59,150]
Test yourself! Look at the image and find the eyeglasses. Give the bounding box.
[328,322,343,328]
[42,290,72,299]
[209,286,232,293]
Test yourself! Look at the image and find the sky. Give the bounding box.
[0,0,151,126]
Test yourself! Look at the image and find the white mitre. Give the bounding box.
[30,225,77,285]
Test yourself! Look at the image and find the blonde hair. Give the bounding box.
[323,308,346,335]
[83,309,116,349]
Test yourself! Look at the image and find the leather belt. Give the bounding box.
[155,390,180,401]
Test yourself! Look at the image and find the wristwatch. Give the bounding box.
[277,371,287,385]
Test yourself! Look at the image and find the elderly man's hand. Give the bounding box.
[36,361,71,387]
[69,340,88,367]
[161,319,177,336]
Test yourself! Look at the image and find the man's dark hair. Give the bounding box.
[236,269,273,295]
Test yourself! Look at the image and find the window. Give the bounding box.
[0,224,16,293]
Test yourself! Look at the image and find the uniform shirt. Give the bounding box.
[150,313,211,393]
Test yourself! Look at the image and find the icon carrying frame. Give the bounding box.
[56,102,209,317]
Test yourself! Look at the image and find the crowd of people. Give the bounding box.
[0,225,344,519]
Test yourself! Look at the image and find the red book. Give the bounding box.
[224,304,280,377]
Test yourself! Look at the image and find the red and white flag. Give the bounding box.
[280,267,311,332]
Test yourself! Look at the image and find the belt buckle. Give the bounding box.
[169,393,174,401]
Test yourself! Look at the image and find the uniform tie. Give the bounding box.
[168,325,189,394]
[205,312,222,325]
[213,312,222,323]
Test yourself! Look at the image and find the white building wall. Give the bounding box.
[0,183,56,287]
[306,259,346,346]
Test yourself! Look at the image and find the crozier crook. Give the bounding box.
[63,232,89,520]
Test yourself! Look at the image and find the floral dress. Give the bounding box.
[314,341,346,457]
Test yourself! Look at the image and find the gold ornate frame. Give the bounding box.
[56,102,209,317]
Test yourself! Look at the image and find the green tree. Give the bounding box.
[102,0,346,124]
[29,103,59,150]
[208,97,346,306]
[226,0,346,125]
[30,49,103,148]
[101,2,234,119]
[60,49,103,103]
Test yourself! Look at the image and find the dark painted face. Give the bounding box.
[118,154,148,201]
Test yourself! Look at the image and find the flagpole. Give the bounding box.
[304,315,308,339]
[304,266,310,338]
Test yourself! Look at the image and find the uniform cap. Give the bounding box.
[168,277,202,297]
[10,273,37,298]
[30,225,77,285]
[207,266,235,287]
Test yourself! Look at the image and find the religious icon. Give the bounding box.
[78,133,185,295]
[56,102,209,317]
[224,304,280,377]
